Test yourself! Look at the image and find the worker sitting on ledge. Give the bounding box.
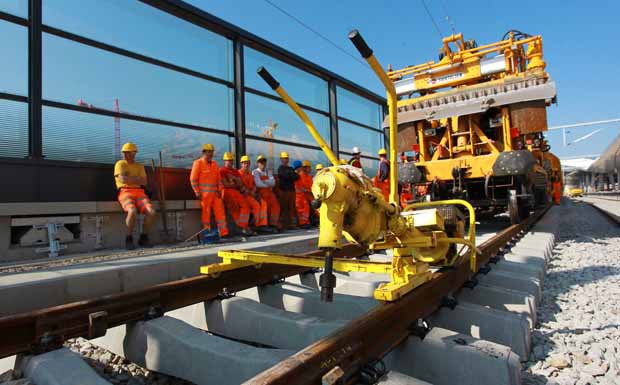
[277,151,299,230]
[293,160,313,229]
[190,144,229,243]
[114,142,156,250]
[253,155,282,231]
[220,152,254,236]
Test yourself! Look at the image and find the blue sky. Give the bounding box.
[1,0,617,161]
[187,0,620,158]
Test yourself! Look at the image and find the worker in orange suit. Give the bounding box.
[400,183,414,209]
[190,144,229,241]
[239,155,269,232]
[293,160,313,229]
[253,155,281,230]
[552,175,562,205]
[373,148,390,201]
[114,142,156,250]
[220,152,254,236]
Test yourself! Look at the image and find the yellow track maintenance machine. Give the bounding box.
[391,30,561,223]
[201,31,477,303]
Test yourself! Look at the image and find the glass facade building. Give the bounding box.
[0,0,385,202]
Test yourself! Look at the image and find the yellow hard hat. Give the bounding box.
[222,151,234,161]
[378,148,387,156]
[280,151,289,159]
[256,154,267,162]
[121,142,138,153]
[240,155,250,163]
[315,163,324,171]
[302,160,311,167]
[202,143,215,151]
[339,159,347,165]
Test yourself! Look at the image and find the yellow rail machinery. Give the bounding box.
[201,31,477,303]
[391,30,560,223]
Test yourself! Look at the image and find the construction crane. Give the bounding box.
[262,119,278,168]
[77,98,122,161]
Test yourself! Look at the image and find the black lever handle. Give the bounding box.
[257,66,280,90]
[348,29,373,59]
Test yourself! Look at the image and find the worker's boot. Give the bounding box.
[125,235,135,251]
[138,234,152,248]
[241,228,255,236]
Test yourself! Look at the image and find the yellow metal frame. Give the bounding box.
[199,37,478,302]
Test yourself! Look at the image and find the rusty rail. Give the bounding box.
[0,244,366,359]
[247,206,549,384]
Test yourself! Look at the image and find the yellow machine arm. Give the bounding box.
[201,31,478,303]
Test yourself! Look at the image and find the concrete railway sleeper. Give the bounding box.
[0,205,557,385]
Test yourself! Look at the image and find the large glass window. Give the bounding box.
[43,106,232,168]
[245,139,328,173]
[0,1,27,18]
[0,21,28,96]
[0,99,28,158]
[43,34,234,131]
[337,86,382,128]
[43,0,233,81]
[338,120,384,157]
[245,93,329,147]
[245,47,328,111]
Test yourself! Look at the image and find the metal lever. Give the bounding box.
[319,250,336,302]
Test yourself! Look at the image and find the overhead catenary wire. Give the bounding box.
[420,0,445,39]
[438,0,457,35]
[261,0,369,69]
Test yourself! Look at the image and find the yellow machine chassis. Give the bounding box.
[201,200,477,302]
[417,153,500,181]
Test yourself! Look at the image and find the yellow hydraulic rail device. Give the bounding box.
[201,31,477,302]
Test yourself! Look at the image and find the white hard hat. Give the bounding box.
[352,146,361,154]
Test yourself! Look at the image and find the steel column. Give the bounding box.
[233,39,246,164]
[328,80,339,155]
[28,0,42,160]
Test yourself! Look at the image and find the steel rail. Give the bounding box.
[247,206,549,385]
[0,244,366,359]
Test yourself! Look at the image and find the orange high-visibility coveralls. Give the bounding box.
[240,168,268,227]
[253,168,280,228]
[400,184,413,209]
[190,158,229,237]
[553,181,562,205]
[220,166,251,229]
[373,158,390,201]
[294,171,314,225]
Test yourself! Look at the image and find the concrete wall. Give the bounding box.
[0,200,205,262]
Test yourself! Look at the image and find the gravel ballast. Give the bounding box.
[523,199,620,385]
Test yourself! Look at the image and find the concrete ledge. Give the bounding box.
[96,316,293,385]
[0,233,319,316]
[0,201,187,216]
[237,282,378,321]
[384,327,521,385]
[19,348,110,385]
[457,284,536,328]
[429,301,530,360]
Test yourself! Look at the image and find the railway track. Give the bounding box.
[0,207,551,385]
